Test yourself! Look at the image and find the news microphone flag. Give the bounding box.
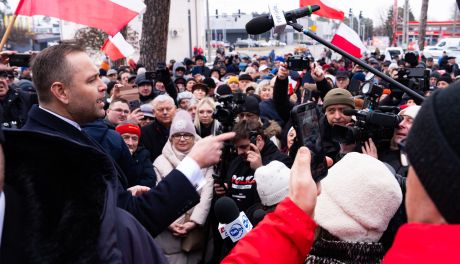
[102,33,135,61]
[299,0,344,21]
[224,212,253,243]
[331,23,366,58]
[14,0,146,36]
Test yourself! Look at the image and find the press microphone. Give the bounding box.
[214,197,253,242]
[246,5,320,35]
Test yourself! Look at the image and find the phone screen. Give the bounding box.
[291,103,328,182]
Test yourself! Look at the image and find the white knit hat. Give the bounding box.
[314,152,402,242]
[254,161,290,207]
[169,110,197,139]
[398,105,421,119]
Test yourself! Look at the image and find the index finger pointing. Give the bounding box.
[213,132,236,142]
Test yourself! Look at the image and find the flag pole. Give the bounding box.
[0,15,18,51]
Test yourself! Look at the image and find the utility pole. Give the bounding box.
[206,0,211,61]
[402,0,409,49]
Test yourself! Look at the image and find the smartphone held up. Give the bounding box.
[291,102,328,182]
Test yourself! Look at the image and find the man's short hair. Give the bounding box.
[109,98,129,109]
[151,94,175,110]
[233,119,264,142]
[31,43,85,103]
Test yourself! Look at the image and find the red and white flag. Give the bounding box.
[299,0,344,20]
[14,0,145,36]
[102,33,135,61]
[331,23,366,58]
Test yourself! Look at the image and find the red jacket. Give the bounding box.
[383,223,460,263]
[222,198,317,264]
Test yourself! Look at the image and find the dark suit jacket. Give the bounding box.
[22,105,200,237]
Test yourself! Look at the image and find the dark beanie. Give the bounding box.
[239,95,260,116]
[239,74,253,82]
[437,73,452,85]
[323,88,355,110]
[216,84,232,96]
[406,83,460,223]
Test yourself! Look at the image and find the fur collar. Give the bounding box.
[4,129,114,263]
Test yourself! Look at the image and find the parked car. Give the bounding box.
[423,38,460,59]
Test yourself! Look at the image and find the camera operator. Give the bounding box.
[214,119,292,212]
[0,65,32,128]
[362,105,421,177]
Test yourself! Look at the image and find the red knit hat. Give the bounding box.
[116,124,141,137]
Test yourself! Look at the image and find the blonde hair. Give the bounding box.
[194,97,220,136]
[255,79,273,98]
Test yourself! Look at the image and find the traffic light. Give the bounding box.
[349,8,352,17]
[359,11,363,19]
[238,9,241,18]
[216,9,218,18]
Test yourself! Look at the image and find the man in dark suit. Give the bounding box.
[2,44,234,263]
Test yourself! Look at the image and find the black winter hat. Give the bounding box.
[238,74,253,82]
[437,73,452,85]
[238,95,260,116]
[203,77,217,89]
[406,83,460,223]
[216,84,232,96]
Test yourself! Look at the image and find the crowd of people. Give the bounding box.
[0,41,458,263]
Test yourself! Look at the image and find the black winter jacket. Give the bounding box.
[225,139,292,211]
[0,87,31,128]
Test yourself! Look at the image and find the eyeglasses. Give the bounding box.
[172,133,193,140]
[111,108,130,114]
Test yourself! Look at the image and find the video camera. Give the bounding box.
[145,62,169,82]
[331,108,403,147]
[395,67,430,92]
[286,55,311,71]
[213,92,246,131]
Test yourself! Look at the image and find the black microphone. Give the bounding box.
[246,5,320,35]
[214,196,240,224]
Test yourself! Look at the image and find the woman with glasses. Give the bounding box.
[153,110,214,264]
[194,97,221,138]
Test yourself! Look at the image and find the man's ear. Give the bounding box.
[50,82,70,104]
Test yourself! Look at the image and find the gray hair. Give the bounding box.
[151,94,175,110]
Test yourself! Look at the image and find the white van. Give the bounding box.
[423,38,460,59]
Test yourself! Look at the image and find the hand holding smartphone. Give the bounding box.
[291,102,328,182]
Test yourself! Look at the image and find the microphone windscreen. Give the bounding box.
[214,196,240,224]
[245,15,274,35]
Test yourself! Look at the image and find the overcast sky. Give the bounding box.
[209,0,458,26]
[7,0,458,27]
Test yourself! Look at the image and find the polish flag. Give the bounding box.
[102,33,135,61]
[14,0,146,36]
[299,0,344,20]
[331,23,366,58]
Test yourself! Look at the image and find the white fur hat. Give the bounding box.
[314,152,402,242]
[255,161,290,207]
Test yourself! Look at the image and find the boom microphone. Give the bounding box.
[246,5,320,35]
